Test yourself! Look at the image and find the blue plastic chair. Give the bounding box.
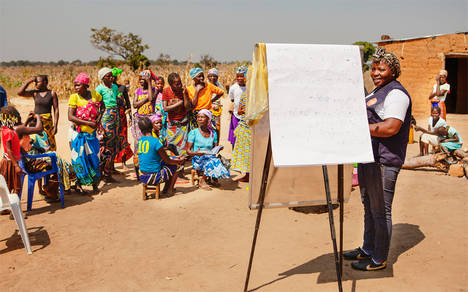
[18,152,65,211]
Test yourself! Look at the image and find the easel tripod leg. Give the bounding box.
[338,164,344,275]
[244,136,272,292]
[322,165,343,292]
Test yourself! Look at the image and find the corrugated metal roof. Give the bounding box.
[374,31,468,44]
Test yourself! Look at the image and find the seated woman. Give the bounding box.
[186,109,230,189]
[22,115,78,197]
[415,106,447,155]
[137,117,184,195]
[439,126,463,154]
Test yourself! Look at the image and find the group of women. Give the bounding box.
[0,65,253,199]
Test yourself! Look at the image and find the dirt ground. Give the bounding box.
[0,97,467,292]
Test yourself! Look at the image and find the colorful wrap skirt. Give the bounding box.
[139,162,177,185]
[166,118,189,156]
[40,113,56,151]
[70,127,101,186]
[228,114,240,146]
[192,155,230,179]
[100,107,120,175]
[0,156,22,193]
[114,107,133,163]
[230,120,252,173]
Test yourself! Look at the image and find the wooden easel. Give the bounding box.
[243,134,345,292]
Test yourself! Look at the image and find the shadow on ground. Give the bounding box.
[248,223,425,292]
[0,226,50,254]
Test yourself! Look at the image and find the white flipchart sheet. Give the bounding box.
[266,44,374,166]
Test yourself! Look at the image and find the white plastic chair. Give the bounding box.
[0,175,32,254]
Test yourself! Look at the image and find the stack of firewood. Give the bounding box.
[403,149,468,178]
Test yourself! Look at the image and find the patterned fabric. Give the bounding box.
[192,155,230,179]
[68,91,102,134]
[70,128,100,186]
[236,66,248,76]
[230,92,252,173]
[139,162,177,185]
[166,119,188,156]
[230,121,252,173]
[100,107,120,176]
[30,131,50,153]
[190,68,203,79]
[373,47,401,78]
[114,106,133,163]
[40,113,56,151]
[228,114,240,146]
[162,86,187,121]
[131,104,165,149]
[135,87,156,115]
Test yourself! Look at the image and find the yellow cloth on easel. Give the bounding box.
[245,43,269,125]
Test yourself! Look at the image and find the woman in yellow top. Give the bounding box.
[186,68,224,131]
[68,73,102,193]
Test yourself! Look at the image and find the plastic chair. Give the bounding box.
[19,152,65,211]
[0,175,32,254]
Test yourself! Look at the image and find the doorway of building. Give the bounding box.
[445,56,468,114]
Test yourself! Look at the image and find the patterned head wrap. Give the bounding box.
[208,68,219,76]
[372,47,401,78]
[150,113,163,123]
[190,67,203,79]
[139,70,159,82]
[236,66,248,77]
[98,67,112,81]
[112,67,123,77]
[439,70,448,77]
[198,109,213,137]
[0,107,20,129]
[74,73,90,85]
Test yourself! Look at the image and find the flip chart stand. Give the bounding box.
[243,134,344,292]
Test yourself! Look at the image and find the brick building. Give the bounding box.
[376,32,468,118]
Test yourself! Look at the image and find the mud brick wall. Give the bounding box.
[378,33,468,118]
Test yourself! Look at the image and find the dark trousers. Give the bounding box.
[358,162,400,263]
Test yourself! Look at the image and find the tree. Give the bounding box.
[353,41,376,71]
[200,54,217,69]
[154,53,171,66]
[90,27,150,70]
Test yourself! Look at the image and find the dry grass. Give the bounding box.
[0,64,238,99]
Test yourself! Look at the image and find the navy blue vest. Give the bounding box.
[366,80,412,167]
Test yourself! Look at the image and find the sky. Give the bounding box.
[0,0,467,62]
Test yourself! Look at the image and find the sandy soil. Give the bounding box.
[0,97,467,292]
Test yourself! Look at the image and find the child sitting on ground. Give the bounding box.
[439,125,463,154]
[137,117,184,195]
